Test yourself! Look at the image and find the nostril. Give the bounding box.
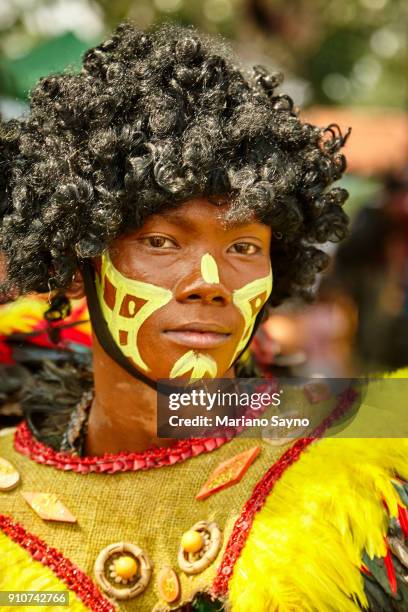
[213,296,224,304]
[187,294,202,301]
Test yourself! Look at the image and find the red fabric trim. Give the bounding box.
[14,421,231,474]
[212,388,358,596]
[0,514,114,612]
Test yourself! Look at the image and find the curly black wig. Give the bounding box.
[0,22,350,307]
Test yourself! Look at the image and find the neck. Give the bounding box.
[85,333,235,455]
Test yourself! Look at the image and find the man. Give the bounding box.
[0,22,406,612]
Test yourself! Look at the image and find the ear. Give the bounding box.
[65,268,86,300]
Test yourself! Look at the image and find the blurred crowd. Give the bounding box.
[254,107,408,379]
[255,165,408,379]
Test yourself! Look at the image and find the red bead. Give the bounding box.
[12,420,234,475]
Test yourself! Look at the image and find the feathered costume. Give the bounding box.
[1,299,408,611]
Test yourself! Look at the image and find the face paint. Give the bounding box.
[228,266,273,367]
[95,252,172,372]
[200,253,220,284]
[169,350,218,379]
[95,249,271,381]
[95,253,219,380]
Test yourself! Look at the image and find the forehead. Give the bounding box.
[137,197,265,232]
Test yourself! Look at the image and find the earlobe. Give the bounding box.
[65,269,86,299]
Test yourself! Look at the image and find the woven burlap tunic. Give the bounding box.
[0,427,287,611]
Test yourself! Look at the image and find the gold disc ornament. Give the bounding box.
[94,542,152,600]
[178,521,222,575]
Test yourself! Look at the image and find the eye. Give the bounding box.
[141,235,178,249]
[228,242,260,255]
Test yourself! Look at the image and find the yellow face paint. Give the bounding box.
[95,251,271,380]
[95,253,172,372]
[169,350,218,379]
[200,253,220,284]
[228,266,273,367]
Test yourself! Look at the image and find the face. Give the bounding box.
[93,198,272,380]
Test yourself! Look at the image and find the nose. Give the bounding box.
[174,272,232,306]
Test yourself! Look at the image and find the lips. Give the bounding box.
[163,322,232,349]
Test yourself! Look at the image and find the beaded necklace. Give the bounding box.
[15,379,279,474]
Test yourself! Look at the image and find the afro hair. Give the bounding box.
[0,22,350,307]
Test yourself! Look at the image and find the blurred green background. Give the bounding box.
[0,0,406,108]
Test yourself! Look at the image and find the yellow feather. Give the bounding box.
[228,437,408,611]
[0,296,92,338]
[0,297,48,335]
[0,530,89,611]
[382,368,408,379]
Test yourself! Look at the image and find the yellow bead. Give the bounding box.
[113,555,138,579]
[181,530,203,553]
